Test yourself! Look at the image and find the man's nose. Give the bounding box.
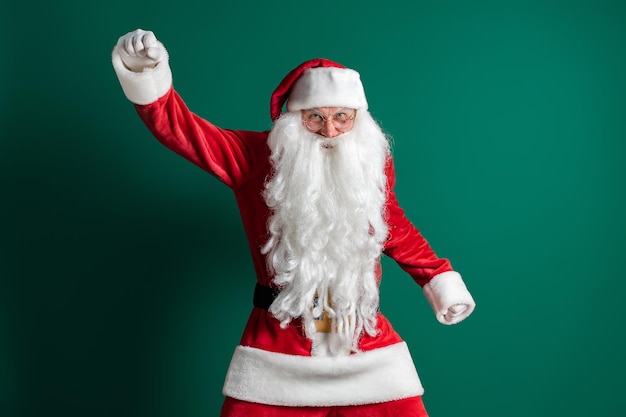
[320,120,340,138]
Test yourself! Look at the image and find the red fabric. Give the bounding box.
[239,308,312,355]
[220,395,429,417]
[269,58,345,121]
[239,309,404,356]
[382,161,454,287]
[134,87,453,355]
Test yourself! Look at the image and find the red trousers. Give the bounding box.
[220,396,429,417]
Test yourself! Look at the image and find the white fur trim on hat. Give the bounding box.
[423,271,476,325]
[286,67,368,111]
[222,342,423,407]
[111,43,172,105]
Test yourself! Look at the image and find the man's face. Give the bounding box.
[300,107,356,138]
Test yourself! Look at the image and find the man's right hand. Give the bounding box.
[116,29,165,72]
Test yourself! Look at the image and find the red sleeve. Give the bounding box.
[382,160,454,287]
[134,88,268,188]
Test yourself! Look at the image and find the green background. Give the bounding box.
[2,0,625,416]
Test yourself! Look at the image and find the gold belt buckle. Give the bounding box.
[314,311,333,333]
[313,293,333,333]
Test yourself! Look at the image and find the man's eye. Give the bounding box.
[309,113,323,121]
[334,112,348,120]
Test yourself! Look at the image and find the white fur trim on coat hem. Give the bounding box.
[111,44,172,105]
[222,342,424,407]
[423,271,476,325]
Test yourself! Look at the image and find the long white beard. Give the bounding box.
[262,111,390,354]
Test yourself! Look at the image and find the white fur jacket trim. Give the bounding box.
[222,342,424,407]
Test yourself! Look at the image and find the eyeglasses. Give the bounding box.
[301,109,356,133]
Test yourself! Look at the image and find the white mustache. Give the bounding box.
[320,138,339,149]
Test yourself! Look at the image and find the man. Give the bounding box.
[112,28,476,417]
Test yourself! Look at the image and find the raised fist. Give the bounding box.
[116,29,165,72]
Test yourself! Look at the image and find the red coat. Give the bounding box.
[135,88,454,356]
[112,49,475,407]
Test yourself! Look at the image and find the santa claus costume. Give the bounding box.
[112,30,475,417]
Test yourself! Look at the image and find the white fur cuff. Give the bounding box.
[423,271,476,325]
[111,44,172,105]
[222,342,424,407]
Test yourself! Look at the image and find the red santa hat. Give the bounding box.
[270,58,369,121]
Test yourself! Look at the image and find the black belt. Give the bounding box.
[253,283,280,310]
